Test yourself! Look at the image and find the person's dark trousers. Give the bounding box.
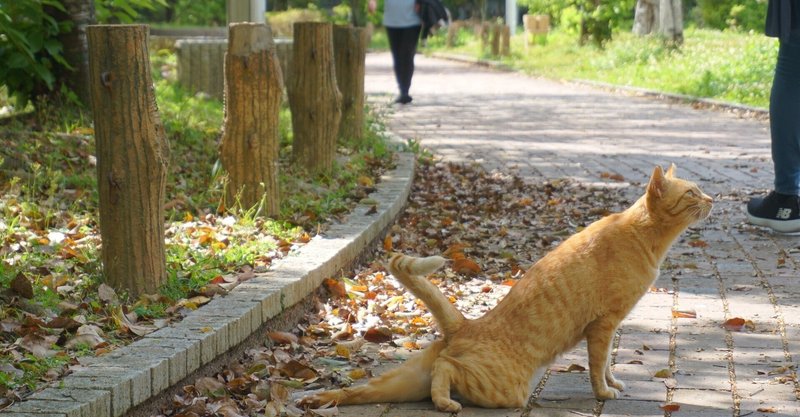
[386,25,421,100]
[771,30,800,195]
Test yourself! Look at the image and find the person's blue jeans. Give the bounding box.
[771,30,800,195]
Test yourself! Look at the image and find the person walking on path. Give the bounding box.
[747,0,800,232]
[370,0,421,104]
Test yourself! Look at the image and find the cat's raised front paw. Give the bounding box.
[433,397,462,413]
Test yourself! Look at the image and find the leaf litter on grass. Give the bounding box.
[159,159,633,417]
[0,110,394,409]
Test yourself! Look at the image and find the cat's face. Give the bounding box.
[646,164,713,226]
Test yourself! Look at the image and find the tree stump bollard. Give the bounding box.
[275,38,294,99]
[478,22,490,51]
[219,23,283,214]
[333,25,368,143]
[501,25,510,56]
[289,22,342,174]
[446,21,461,47]
[87,24,169,296]
[491,24,501,56]
[175,37,226,99]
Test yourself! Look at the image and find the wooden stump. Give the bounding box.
[87,24,169,297]
[288,22,342,174]
[219,23,283,214]
[491,24,501,56]
[175,37,226,99]
[333,25,368,143]
[275,38,294,99]
[501,25,510,56]
[446,21,462,48]
[523,14,551,47]
[478,22,490,51]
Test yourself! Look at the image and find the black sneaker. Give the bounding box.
[746,191,800,233]
[394,95,412,105]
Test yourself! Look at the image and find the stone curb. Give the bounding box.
[1,136,416,417]
[429,51,769,118]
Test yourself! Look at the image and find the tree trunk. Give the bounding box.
[87,25,169,297]
[348,0,367,27]
[659,0,683,44]
[633,0,659,36]
[289,22,342,174]
[52,0,96,107]
[333,25,367,144]
[219,23,283,215]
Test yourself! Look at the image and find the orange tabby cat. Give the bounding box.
[301,165,712,412]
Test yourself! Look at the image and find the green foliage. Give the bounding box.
[267,8,327,37]
[0,0,71,107]
[520,0,635,41]
[94,0,167,23]
[137,0,226,26]
[427,27,776,108]
[693,0,766,31]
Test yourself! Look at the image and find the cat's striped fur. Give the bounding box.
[301,165,713,411]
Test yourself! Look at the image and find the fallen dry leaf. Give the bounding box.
[363,327,393,343]
[659,402,681,412]
[722,317,754,332]
[195,376,227,398]
[97,283,118,303]
[653,368,673,378]
[453,258,481,275]
[10,273,34,299]
[324,278,347,298]
[672,309,697,318]
[268,331,298,345]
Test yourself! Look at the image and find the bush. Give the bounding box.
[693,0,766,32]
[0,0,71,107]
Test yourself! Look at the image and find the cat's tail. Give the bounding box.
[387,253,465,338]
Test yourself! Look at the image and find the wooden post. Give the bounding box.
[333,25,368,143]
[289,22,342,173]
[479,22,490,51]
[87,24,169,297]
[491,24,501,56]
[275,38,294,99]
[219,23,283,214]
[501,25,510,56]
[175,38,227,99]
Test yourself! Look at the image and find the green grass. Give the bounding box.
[426,26,777,108]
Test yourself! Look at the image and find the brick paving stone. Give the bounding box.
[600,399,666,416]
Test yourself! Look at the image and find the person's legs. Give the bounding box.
[771,33,800,195]
[747,32,800,232]
[386,25,421,103]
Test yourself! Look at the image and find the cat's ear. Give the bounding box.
[648,165,667,199]
[665,163,676,178]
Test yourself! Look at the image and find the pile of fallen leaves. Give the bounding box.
[158,160,634,417]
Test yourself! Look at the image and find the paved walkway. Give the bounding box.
[356,52,800,416]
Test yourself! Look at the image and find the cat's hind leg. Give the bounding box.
[299,340,445,407]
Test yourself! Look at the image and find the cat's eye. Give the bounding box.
[685,190,697,198]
